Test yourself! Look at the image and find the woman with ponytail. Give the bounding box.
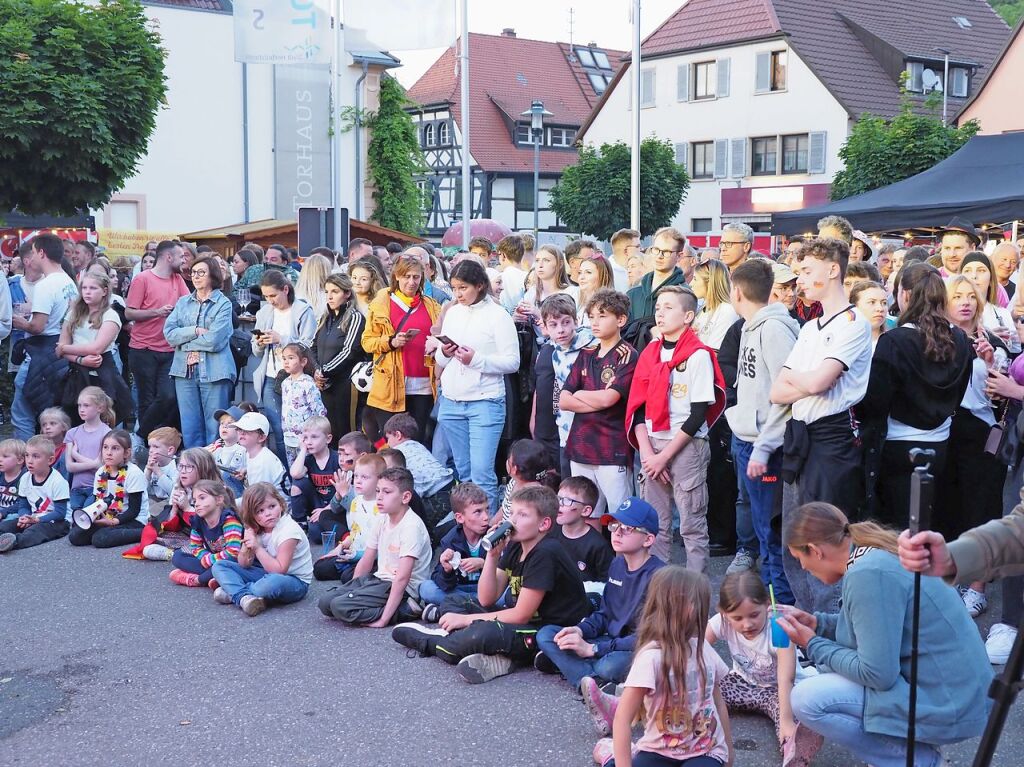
[858,263,972,527]
[777,502,991,767]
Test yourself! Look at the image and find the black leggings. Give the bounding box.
[0,518,69,549]
[69,520,144,548]
[874,439,948,529]
[609,754,722,767]
[369,394,433,445]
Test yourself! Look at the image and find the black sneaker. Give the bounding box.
[391,622,447,657]
[533,650,559,674]
[421,603,441,623]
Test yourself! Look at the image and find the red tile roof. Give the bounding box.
[635,0,1008,120]
[407,32,625,174]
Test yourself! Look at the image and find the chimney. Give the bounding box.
[501,28,516,38]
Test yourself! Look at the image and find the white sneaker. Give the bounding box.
[985,622,1017,665]
[961,587,988,618]
[456,653,513,684]
[726,550,757,575]
[213,587,233,605]
[142,544,173,561]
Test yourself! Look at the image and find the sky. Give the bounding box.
[390,0,685,88]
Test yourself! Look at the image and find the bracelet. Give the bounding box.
[76,355,83,364]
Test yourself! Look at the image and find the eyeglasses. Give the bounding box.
[719,241,747,247]
[557,496,586,508]
[608,521,648,535]
[644,247,679,258]
[190,269,209,277]
[178,464,197,472]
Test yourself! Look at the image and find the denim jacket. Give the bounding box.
[164,290,236,383]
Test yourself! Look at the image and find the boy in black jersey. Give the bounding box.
[392,485,591,684]
[555,476,613,583]
[288,416,341,537]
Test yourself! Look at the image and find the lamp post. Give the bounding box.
[522,100,552,243]
[936,47,950,126]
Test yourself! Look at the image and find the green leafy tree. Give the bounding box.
[0,0,166,216]
[366,75,427,235]
[989,0,1024,26]
[550,137,689,240]
[831,87,980,201]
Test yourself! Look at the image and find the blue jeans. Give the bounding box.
[535,625,634,688]
[437,396,505,511]
[792,673,949,767]
[12,363,34,441]
[174,377,231,449]
[418,579,477,606]
[210,560,309,606]
[69,486,94,520]
[732,437,794,604]
[734,448,757,555]
[260,379,287,465]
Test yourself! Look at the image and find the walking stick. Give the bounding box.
[907,448,935,767]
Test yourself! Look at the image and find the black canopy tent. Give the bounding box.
[772,133,1024,236]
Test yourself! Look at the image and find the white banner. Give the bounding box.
[234,0,332,64]
[343,0,456,52]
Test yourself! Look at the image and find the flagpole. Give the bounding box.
[333,0,343,252]
[460,0,471,250]
[630,0,641,232]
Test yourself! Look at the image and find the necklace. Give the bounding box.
[95,465,128,517]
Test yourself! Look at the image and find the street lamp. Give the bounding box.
[522,100,552,243]
[936,47,950,126]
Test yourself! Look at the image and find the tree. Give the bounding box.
[0,0,166,216]
[366,75,427,236]
[989,0,1024,26]
[550,137,689,240]
[830,87,980,201]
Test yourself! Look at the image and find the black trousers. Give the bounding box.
[0,518,69,549]
[369,394,433,447]
[706,418,738,548]
[874,439,948,529]
[322,377,356,444]
[432,620,540,665]
[68,520,144,548]
[312,555,358,582]
[129,348,175,433]
[934,411,1006,541]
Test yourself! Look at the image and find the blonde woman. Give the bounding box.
[519,244,577,325]
[295,253,332,321]
[960,251,1019,354]
[690,259,739,350]
[575,254,613,327]
[348,257,387,317]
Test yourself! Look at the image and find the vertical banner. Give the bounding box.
[274,65,332,218]
[234,0,331,64]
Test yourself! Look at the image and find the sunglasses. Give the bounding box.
[608,521,650,536]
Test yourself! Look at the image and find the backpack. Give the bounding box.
[621,316,656,355]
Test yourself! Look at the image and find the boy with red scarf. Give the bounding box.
[625,286,725,570]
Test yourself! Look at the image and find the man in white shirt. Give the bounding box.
[609,228,640,293]
[12,234,78,435]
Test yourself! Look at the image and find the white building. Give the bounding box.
[94,0,397,241]
[579,0,1009,235]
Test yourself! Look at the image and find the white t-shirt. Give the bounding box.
[91,463,150,524]
[694,303,740,351]
[18,469,70,518]
[265,308,293,378]
[366,508,433,597]
[32,271,78,337]
[708,612,778,687]
[610,259,630,293]
[70,308,121,354]
[784,306,872,424]
[259,515,313,583]
[213,443,246,474]
[648,346,715,440]
[499,265,528,311]
[245,447,285,489]
[346,495,379,555]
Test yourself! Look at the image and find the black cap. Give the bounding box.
[941,216,982,247]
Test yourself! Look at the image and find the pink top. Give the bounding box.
[126,270,188,352]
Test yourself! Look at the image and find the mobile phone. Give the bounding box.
[252,328,265,337]
[406,328,421,337]
[433,334,456,346]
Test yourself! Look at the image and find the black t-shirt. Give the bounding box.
[533,344,558,447]
[556,525,614,582]
[498,535,590,626]
[0,469,24,513]
[303,450,341,505]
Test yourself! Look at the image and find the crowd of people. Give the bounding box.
[2,217,1023,767]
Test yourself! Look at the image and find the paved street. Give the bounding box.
[1,542,1021,766]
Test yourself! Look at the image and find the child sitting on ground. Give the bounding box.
[145,426,181,503]
[500,438,560,521]
[69,430,150,549]
[536,496,665,695]
[207,407,247,497]
[590,567,733,767]
[392,486,591,685]
[418,482,492,622]
[169,479,243,588]
[0,436,70,553]
[38,408,70,479]
[233,412,285,491]
[359,446,433,531]
[318,467,432,628]
[0,439,27,521]
[554,476,614,584]
[313,454,385,583]
[65,386,114,512]
[288,415,340,535]
[384,413,454,539]
[211,482,313,616]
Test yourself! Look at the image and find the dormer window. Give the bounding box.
[423,123,436,146]
[905,60,970,98]
[438,121,450,146]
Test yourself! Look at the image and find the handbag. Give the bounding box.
[351,299,419,394]
[985,399,1022,466]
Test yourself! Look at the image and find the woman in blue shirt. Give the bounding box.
[778,501,992,767]
[164,255,235,448]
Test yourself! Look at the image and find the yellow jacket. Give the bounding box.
[361,289,442,413]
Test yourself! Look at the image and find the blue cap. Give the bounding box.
[213,405,245,424]
[601,496,659,536]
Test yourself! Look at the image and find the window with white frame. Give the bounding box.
[516,123,539,145]
[438,121,450,146]
[692,61,716,100]
[423,123,435,147]
[549,127,576,148]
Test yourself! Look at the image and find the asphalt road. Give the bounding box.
[1,542,1021,767]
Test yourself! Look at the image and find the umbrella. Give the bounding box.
[441,219,512,248]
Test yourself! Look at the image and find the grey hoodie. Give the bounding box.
[725,303,800,464]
